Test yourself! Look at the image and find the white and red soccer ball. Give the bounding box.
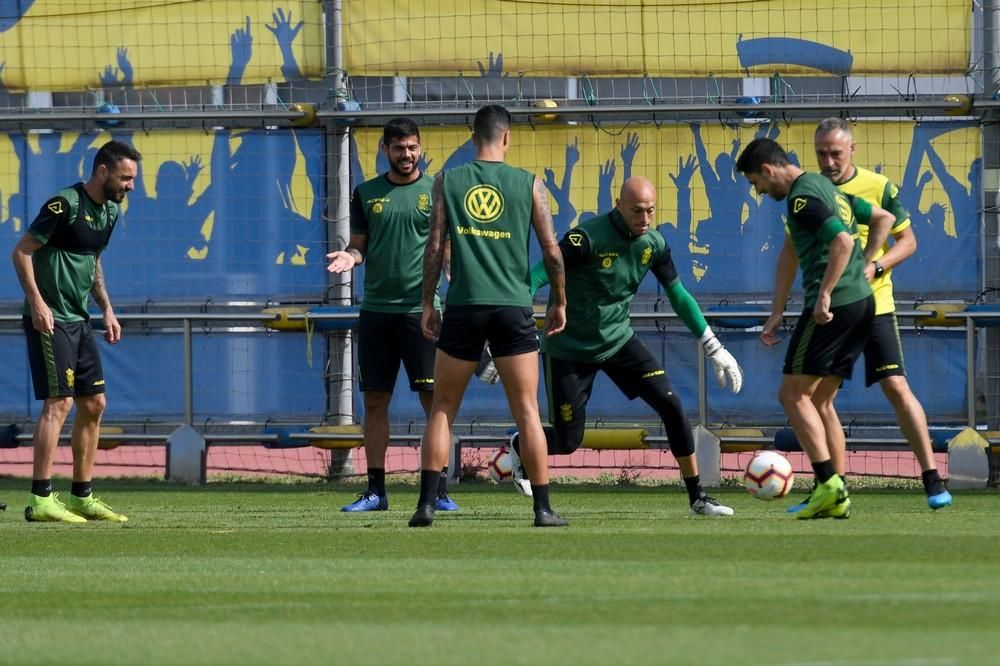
[743,451,794,500]
[487,446,513,483]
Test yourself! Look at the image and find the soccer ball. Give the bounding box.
[744,451,794,500]
[487,446,513,483]
[531,99,559,122]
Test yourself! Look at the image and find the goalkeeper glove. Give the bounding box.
[700,327,743,394]
[475,345,499,384]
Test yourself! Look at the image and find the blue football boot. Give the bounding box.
[927,490,953,510]
[341,491,388,512]
[435,494,460,512]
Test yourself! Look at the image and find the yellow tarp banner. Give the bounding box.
[344,0,970,76]
[0,1,324,91]
[352,121,978,239]
[352,120,978,293]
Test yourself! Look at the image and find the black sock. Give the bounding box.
[437,468,449,497]
[417,470,439,507]
[367,468,386,496]
[683,475,703,505]
[510,433,520,456]
[71,481,92,498]
[921,469,944,495]
[31,479,52,497]
[532,484,553,513]
[812,460,835,484]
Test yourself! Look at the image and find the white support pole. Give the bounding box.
[166,425,206,484]
[393,76,408,105]
[325,0,354,477]
[26,91,53,136]
[693,424,721,488]
[741,77,770,99]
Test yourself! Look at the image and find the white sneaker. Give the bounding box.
[508,434,533,497]
[689,495,734,516]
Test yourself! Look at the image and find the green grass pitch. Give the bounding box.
[0,479,997,666]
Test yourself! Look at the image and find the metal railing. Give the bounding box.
[4,304,994,437]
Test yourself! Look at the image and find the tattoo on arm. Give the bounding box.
[532,177,566,305]
[422,174,447,306]
[348,248,364,264]
[344,233,368,265]
[90,258,112,310]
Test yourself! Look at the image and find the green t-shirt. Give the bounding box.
[23,183,119,322]
[786,173,872,308]
[543,210,670,363]
[442,160,535,307]
[350,173,438,313]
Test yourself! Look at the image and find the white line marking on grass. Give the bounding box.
[776,658,958,666]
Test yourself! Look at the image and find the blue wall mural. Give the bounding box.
[0,16,983,426]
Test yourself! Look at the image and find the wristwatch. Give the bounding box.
[872,261,885,279]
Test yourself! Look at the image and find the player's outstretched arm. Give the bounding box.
[814,231,854,325]
[878,226,917,273]
[326,234,367,273]
[659,274,742,394]
[701,328,743,394]
[762,235,797,347]
[531,177,565,336]
[421,174,448,340]
[91,258,120,344]
[853,198,895,264]
[11,234,52,335]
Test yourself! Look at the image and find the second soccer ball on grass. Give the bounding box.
[744,451,794,501]
[487,447,514,483]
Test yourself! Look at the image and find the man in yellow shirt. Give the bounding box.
[805,118,952,510]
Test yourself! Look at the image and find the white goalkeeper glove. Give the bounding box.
[475,344,499,384]
[701,327,743,394]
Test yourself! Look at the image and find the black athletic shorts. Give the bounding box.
[436,305,538,362]
[783,296,875,379]
[545,334,673,421]
[863,312,906,387]
[24,317,105,400]
[357,310,436,393]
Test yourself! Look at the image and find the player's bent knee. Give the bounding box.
[647,389,684,424]
[648,391,695,458]
[880,375,913,400]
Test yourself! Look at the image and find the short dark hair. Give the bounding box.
[383,117,420,146]
[736,138,790,174]
[92,140,141,175]
[473,104,511,144]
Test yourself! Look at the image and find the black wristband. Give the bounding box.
[872,261,884,279]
